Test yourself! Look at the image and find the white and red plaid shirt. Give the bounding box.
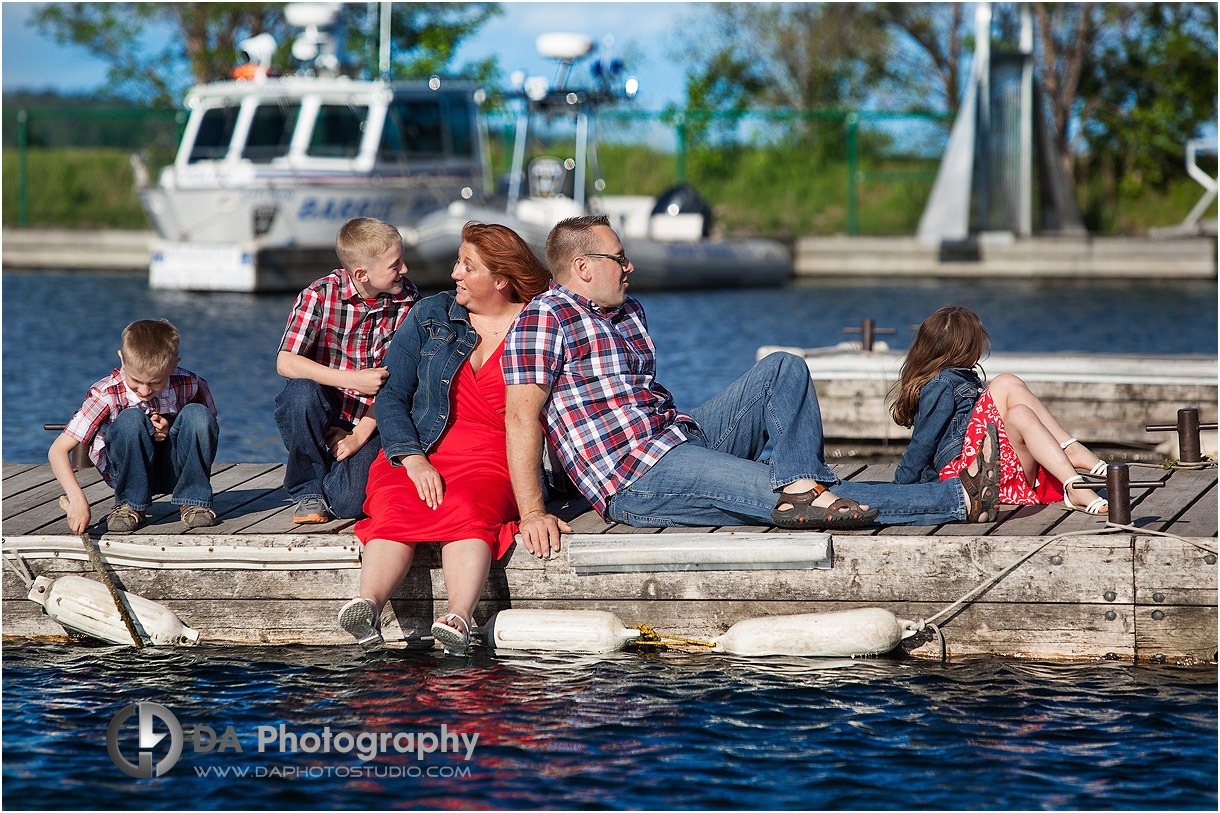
[278,269,418,427]
[502,282,696,517]
[62,366,218,482]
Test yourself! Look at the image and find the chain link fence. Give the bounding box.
[3,104,949,235]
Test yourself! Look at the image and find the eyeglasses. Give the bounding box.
[581,252,630,269]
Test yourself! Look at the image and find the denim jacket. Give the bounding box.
[376,291,477,463]
[894,367,984,484]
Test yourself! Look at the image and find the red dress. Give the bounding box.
[354,340,517,558]
[938,389,1065,505]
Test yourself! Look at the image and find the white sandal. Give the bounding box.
[1060,438,1108,477]
[1062,475,1108,515]
[431,613,471,655]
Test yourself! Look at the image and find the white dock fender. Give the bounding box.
[485,609,642,654]
[27,575,200,646]
[711,607,917,657]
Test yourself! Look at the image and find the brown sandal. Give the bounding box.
[771,483,879,530]
[959,422,1002,522]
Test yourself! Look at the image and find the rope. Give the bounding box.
[1127,458,1217,472]
[79,533,144,648]
[632,623,716,648]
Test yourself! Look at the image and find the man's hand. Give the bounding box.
[326,426,367,461]
[349,367,389,396]
[402,455,445,509]
[518,510,572,559]
[149,413,170,442]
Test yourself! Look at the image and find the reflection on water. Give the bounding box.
[3,273,1217,463]
[2,642,1216,810]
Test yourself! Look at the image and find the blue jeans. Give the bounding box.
[274,379,381,518]
[105,403,218,511]
[605,352,966,527]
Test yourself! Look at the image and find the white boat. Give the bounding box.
[140,26,790,293]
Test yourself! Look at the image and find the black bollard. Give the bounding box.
[1107,464,1132,525]
[1146,407,1218,464]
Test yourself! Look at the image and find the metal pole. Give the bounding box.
[379,1,392,78]
[506,108,529,209]
[846,113,858,236]
[1018,4,1033,236]
[18,109,29,226]
[1177,408,1202,463]
[675,113,687,184]
[575,111,588,211]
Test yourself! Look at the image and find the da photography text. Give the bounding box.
[107,702,479,779]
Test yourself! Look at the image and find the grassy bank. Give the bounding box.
[4,145,1214,235]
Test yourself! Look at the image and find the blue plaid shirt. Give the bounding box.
[502,282,695,516]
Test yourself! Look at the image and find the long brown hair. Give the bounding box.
[891,305,990,427]
[461,221,551,302]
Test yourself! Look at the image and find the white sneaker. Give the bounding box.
[338,597,383,649]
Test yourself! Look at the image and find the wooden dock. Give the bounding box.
[3,461,1216,664]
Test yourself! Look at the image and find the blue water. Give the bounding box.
[2,643,1216,810]
[2,272,1217,463]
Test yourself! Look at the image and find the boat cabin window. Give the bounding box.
[307,104,369,158]
[379,96,475,161]
[188,105,240,162]
[241,103,301,163]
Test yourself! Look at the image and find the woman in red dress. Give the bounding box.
[339,222,550,654]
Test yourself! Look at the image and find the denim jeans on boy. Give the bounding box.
[604,352,967,527]
[274,379,381,518]
[105,402,218,512]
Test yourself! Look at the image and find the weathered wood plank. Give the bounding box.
[1166,479,1218,538]
[4,533,1138,607]
[1,465,63,499]
[3,463,39,480]
[1134,535,1219,606]
[0,597,1144,661]
[121,463,256,535]
[1134,605,1217,664]
[3,474,118,536]
[186,467,290,533]
[1131,467,1217,533]
[2,467,105,518]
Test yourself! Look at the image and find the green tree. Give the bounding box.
[1077,2,1218,193]
[33,2,501,108]
[876,3,970,114]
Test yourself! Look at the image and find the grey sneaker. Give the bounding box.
[338,597,384,649]
[106,505,146,533]
[293,496,330,524]
[180,505,217,529]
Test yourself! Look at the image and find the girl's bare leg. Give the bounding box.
[988,376,1106,512]
[439,538,492,628]
[359,538,418,612]
[988,374,1105,472]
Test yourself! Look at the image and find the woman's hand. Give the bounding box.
[403,455,445,509]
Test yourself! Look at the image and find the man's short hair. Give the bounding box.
[121,319,179,372]
[335,218,403,272]
[545,214,611,278]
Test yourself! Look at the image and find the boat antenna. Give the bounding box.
[379,1,392,79]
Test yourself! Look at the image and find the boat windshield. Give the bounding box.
[379,95,474,162]
[307,104,369,158]
[242,103,300,163]
[188,105,240,163]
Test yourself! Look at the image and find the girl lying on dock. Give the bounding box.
[891,305,1109,515]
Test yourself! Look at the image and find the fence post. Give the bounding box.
[675,112,687,184]
[17,109,29,226]
[846,112,858,236]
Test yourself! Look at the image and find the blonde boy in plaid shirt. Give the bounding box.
[50,319,219,533]
[275,218,418,523]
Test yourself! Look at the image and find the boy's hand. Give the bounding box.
[150,413,170,442]
[326,426,367,461]
[350,367,390,396]
[61,494,92,534]
[402,455,444,509]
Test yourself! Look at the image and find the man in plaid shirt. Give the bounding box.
[504,216,998,558]
[275,218,418,523]
[50,319,219,533]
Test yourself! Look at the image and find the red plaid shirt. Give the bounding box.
[278,269,418,427]
[502,283,696,516]
[63,366,218,482]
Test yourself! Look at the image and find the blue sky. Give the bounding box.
[1,1,693,108]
